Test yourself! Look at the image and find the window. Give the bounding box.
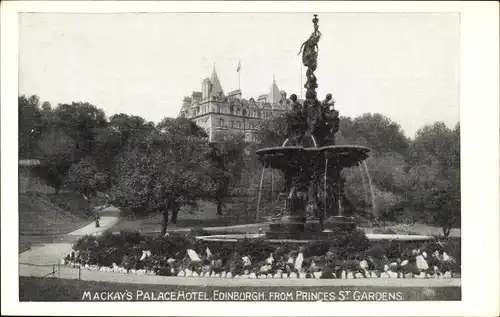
[217,105,221,113]
[231,121,234,128]
[230,105,234,114]
[219,119,224,127]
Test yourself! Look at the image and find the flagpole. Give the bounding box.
[237,59,241,91]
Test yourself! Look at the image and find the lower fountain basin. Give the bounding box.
[195,233,434,244]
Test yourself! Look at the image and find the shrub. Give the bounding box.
[119,230,144,245]
[239,238,278,262]
[72,234,99,250]
[366,244,386,259]
[385,241,404,261]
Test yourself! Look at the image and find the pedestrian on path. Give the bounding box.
[94,211,101,228]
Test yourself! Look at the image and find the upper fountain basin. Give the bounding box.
[256,145,371,170]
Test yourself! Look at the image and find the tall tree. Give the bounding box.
[66,156,109,198]
[51,102,108,161]
[34,129,75,194]
[207,133,246,216]
[19,95,45,158]
[108,113,155,149]
[406,122,460,236]
[109,118,213,235]
[352,113,410,156]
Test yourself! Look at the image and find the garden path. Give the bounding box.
[19,205,121,266]
[68,205,121,236]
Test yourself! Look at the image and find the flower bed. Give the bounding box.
[62,229,460,279]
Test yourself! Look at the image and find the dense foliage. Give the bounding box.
[19,94,460,236]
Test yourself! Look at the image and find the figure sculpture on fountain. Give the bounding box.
[322,94,340,145]
[285,94,307,146]
[298,14,321,90]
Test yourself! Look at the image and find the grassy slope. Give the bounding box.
[19,193,93,253]
[19,193,91,235]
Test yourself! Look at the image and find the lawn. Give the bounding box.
[112,201,253,234]
[19,276,461,301]
[112,198,461,239]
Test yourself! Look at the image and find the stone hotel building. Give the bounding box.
[178,67,298,142]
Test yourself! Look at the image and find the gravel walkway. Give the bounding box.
[68,206,121,236]
[20,206,121,266]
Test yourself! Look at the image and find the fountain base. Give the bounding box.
[267,215,306,240]
[265,216,357,240]
[323,216,357,231]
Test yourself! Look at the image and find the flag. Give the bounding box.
[237,60,241,72]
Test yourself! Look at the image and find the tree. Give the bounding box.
[31,101,109,194]
[109,118,213,235]
[352,113,410,156]
[19,95,45,158]
[207,133,246,216]
[255,114,288,147]
[34,129,75,194]
[91,114,155,190]
[406,122,460,236]
[50,102,108,161]
[108,113,155,149]
[66,157,109,198]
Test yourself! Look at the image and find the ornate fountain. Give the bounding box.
[256,14,371,240]
[196,14,434,245]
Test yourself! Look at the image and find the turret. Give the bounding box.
[202,78,212,101]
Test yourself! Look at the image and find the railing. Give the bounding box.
[19,262,62,278]
[19,262,84,280]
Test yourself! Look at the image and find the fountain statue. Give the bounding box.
[256,14,372,240]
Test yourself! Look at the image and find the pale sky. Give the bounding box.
[19,12,459,137]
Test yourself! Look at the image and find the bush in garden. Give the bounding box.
[327,228,372,259]
[366,244,386,259]
[385,240,404,261]
[119,230,144,245]
[302,242,331,259]
[72,234,99,251]
[240,238,280,262]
